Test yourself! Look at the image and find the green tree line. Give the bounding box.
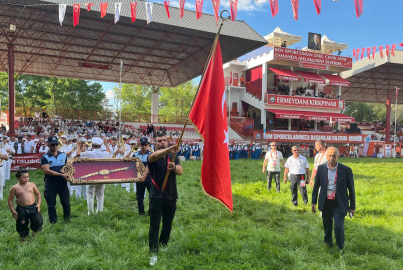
[344,102,403,123]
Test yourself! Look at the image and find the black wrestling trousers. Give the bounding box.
[149,198,177,253]
[16,204,43,238]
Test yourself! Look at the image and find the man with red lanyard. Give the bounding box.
[311,147,356,253]
[310,140,327,188]
[262,141,285,192]
[147,131,183,266]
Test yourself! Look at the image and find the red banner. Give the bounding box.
[273,47,352,68]
[264,132,364,143]
[299,62,329,70]
[11,153,43,172]
[267,95,345,109]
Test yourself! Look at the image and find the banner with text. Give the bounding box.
[274,47,352,68]
[264,132,364,143]
[11,153,43,171]
[267,95,345,109]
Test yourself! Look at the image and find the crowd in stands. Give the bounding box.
[267,84,341,99]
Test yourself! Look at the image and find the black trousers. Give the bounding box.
[44,179,71,223]
[267,171,280,192]
[136,178,151,215]
[16,204,43,238]
[322,199,345,249]
[289,174,308,206]
[149,198,177,253]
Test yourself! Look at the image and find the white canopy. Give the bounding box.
[321,35,348,54]
[264,27,302,47]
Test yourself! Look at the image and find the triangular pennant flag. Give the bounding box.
[386,45,390,57]
[392,44,396,57]
[379,46,384,58]
[313,0,321,15]
[164,1,171,18]
[356,48,360,60]
[179,0,185,18]
[372,46,376,59]
[130,2,137,22]
[196,0,203,20]
[211,0,220,25]
[145,2,153,24]
[354,0,363,18]
[85,3,94,11]
[367,47,371,59]
[59,4,66,26]
[114,3,122,24]
[360,48,364,59]
[230,0,238,21]
[291,0,299,20]
[100,3,108,18]
[353,49,356,58]
[73,4,80,27]
[400,43,403,47]
[270,0,279,17]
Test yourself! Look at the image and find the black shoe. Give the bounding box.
[293,204,298,207]
[325,242,333,248]
[338,247,345,254]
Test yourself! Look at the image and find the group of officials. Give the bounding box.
[263,139,356,252]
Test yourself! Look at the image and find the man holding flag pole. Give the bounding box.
[146,11,233,266]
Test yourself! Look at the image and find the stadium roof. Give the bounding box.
[0,0,267,89]
[340,50,403,104]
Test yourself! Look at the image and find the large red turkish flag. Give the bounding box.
[189,41,233,211]
[73,4,80,27]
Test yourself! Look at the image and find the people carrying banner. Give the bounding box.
[40,136,70,224]
[76,137,111,215]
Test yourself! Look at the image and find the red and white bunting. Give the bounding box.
[354,0,363,18]
[360,48,364,59]
[164,1,171,18]
[392,44,396,56]
[372,46,376,58]
[353,49,356,58]
[179,0,185,18]
[100,3,108,18]
[85,3,94,11]
[73,4,80,27]
[379,46,384,58]
[367,47,371,59]
[196,0,203,20]
[211,0,220,25]
[114,3,122,24]
[130,2,137,22]
[230,0,238,21]
[291,0,299,20]
[270,0,279,17]
[386,45,390,57]
[400,43,403,47]
[313,0,321,15]
[59,4,66,26]
[145,2,153,24]
[356,48,360,60]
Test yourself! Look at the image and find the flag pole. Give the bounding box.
[161,10,231,191]
[394,86,398,158]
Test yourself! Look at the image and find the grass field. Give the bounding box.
[1,157,403,270]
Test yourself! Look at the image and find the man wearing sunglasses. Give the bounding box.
[40,136,70,224]
[283,146,310,207]
[312,147,356,252]
[263,142,285,192]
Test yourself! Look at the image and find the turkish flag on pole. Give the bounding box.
[164,1,171,18]
[353,49,356,58]
[360,48,364,59]
[372,46,376,58]
[367,47,371,59]
[291,0,299,20]
[130,2,137,22]
[270,0,279,17]
[313,0,321,15]
[354,0,363,18]
[85,3,94,11]
[230,0,238,21]
[356,48,360,60]
[179,0,185,18]
[392,44,396,56]
[73,4,80,27]
[188,41,233,211]
[211,0,220,25]
[386,45,390,57]
[100,3,108,18]
[379,46,384,58]
[196,0,203,20]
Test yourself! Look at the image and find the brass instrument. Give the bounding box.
[132,146,138,152]
[85,141,92,147]
[112,137,125,158]
[58,139,64,146]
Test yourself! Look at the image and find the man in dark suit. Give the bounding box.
[309,34,321,51]
[311,147,356,251]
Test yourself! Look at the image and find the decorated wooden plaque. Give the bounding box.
[61,157,146,185]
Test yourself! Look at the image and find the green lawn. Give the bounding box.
[1,158,402,270]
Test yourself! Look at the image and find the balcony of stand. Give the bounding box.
[245,82,262,100]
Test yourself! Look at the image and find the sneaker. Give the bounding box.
[150,255,158,266]
[319,212,322,218]
[161,246,168,252]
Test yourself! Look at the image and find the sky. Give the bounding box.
[99,0,403,93]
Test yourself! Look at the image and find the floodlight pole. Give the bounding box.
[394,86,398,158]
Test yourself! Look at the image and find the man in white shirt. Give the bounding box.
[23,137,35,153]
[385,144,391,158]
[284,146,310,207]
[310,140,328,188]
[4,137,14,181]
[76,137,111,215]
[353,145,359,158]
[39,140,49,154]
[0,141,9,198]
[14,136,25,154]
[263,141,285,192]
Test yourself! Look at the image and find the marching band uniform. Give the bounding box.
[251,143,256,160]
[256,143,261,159]
[0,142,8,198]
[243,144,248,159]
[228,143,232,160]
[133,137,152,215]
[4,137,14,182]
